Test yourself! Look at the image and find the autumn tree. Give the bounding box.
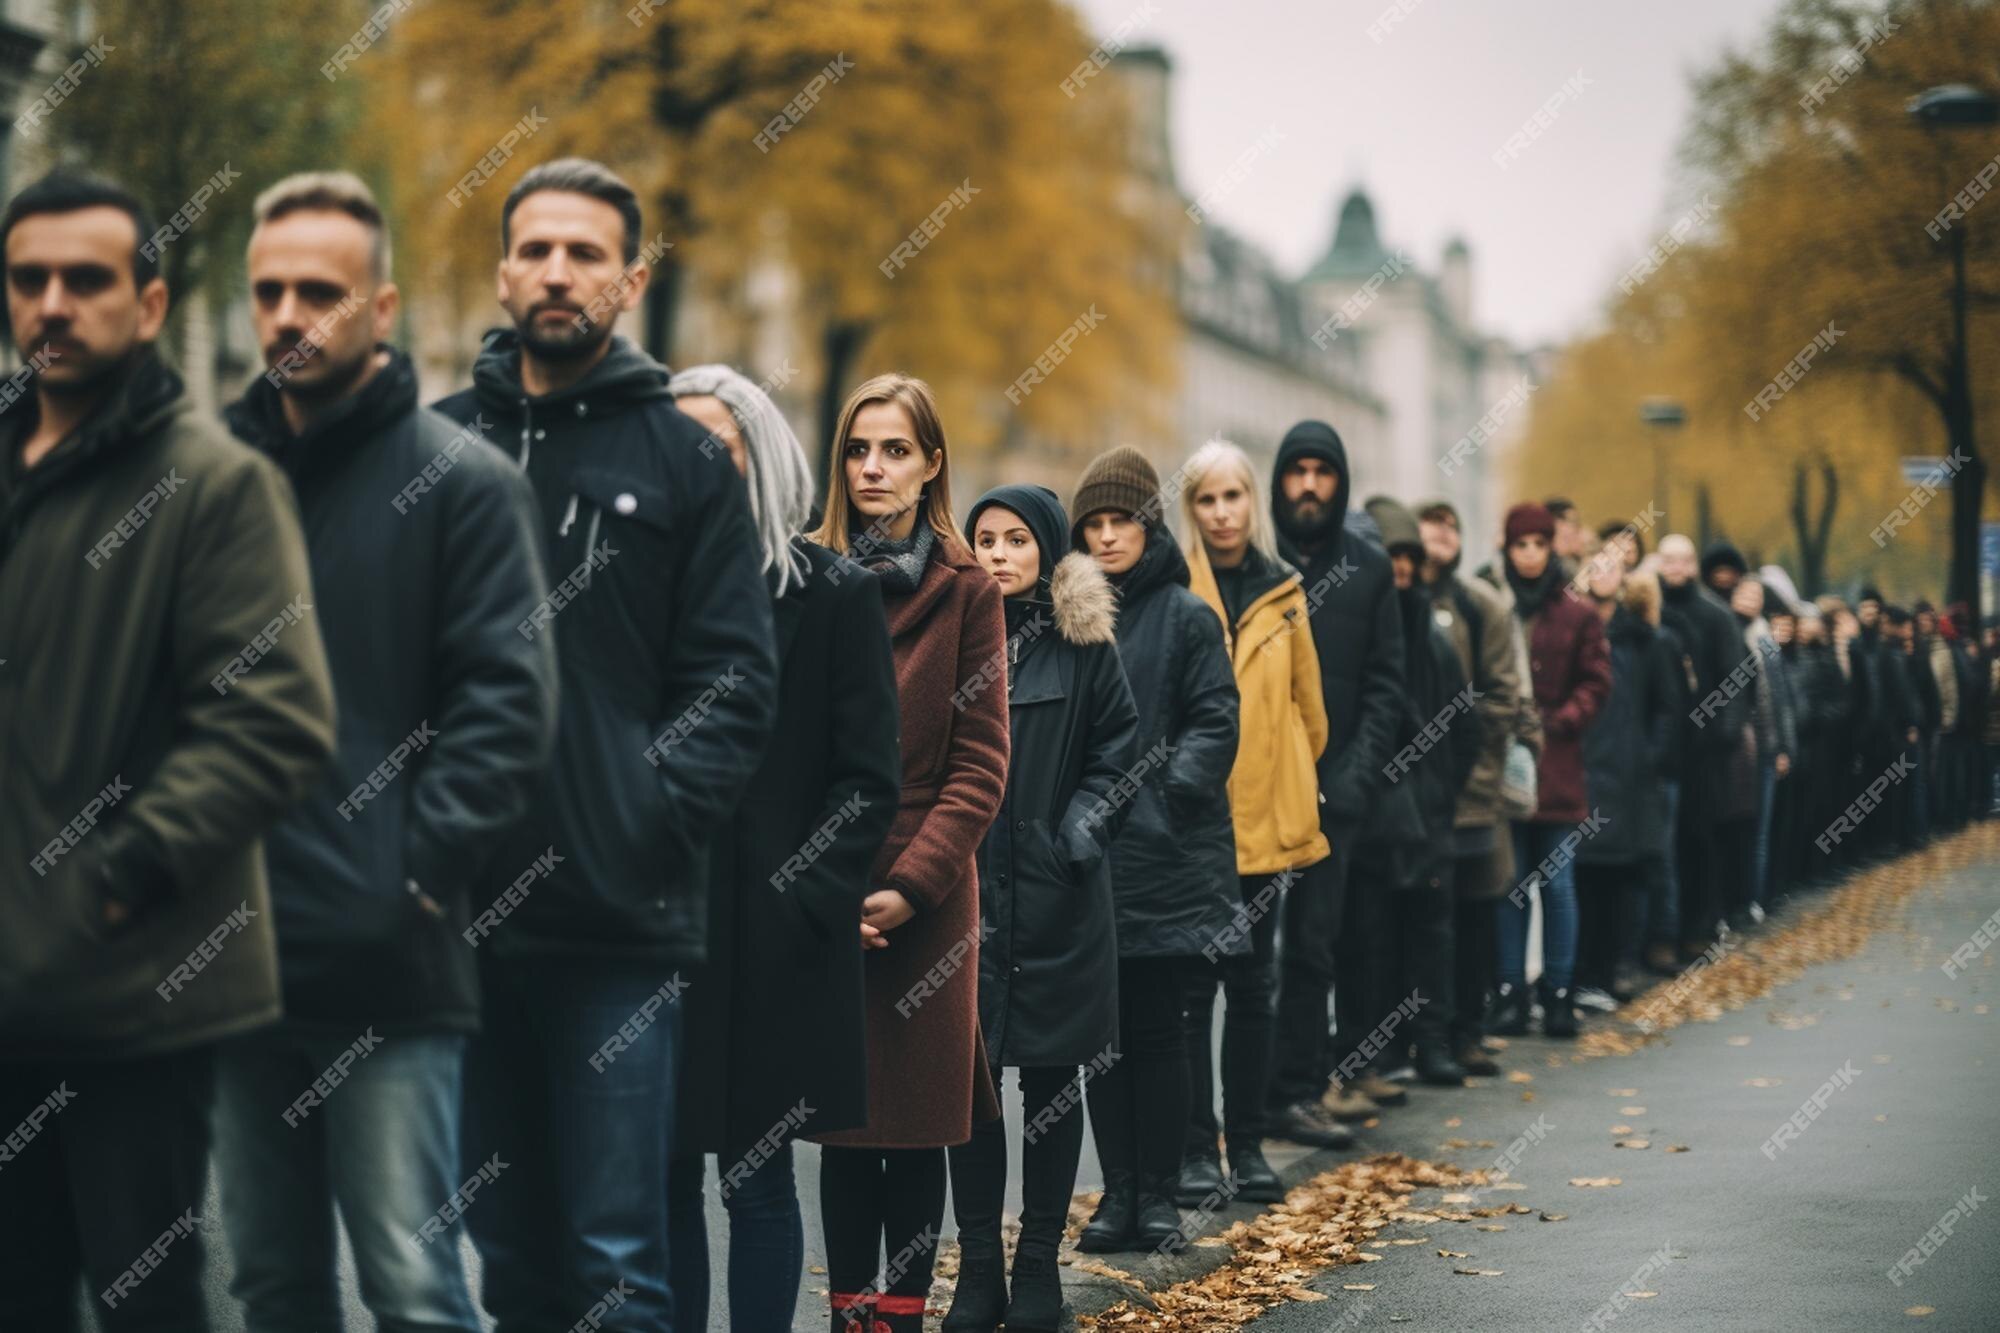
[364,0,1177,479]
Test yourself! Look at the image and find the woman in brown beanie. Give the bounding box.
[1069,445,1243,1253]
[804,374,1009,1332]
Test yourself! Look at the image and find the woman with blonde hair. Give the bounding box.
[805,374,1009,1332]
[1174,440,1329,1208]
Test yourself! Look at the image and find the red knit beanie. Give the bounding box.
[1503,502,1556,546]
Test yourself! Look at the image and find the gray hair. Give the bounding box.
[252,171,391,281]
[669,364,813,595]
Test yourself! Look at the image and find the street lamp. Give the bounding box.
[1908,84,1999,616]
[1640,397,1686,535]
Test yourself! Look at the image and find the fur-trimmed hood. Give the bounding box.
[1050,550,1117,646]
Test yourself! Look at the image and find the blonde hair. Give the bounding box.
[1622,568,1662,626]
[1179,438,1277,562]
[806,373,965,557]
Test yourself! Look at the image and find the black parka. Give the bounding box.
[678,540,900,1151]
[433,331,776,962]
[966,486,1139,1066]
[1076,522,1243,959]
[225,346,557,1033]
[1578,607,1675,866]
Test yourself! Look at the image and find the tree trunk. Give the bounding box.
[643,258,683,366]
[814,318,873,489]
[1789,455,1838,597]
[1695,482,1715,552]
[1947,408,1983,615]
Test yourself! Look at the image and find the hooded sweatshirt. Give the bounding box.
[1269,421,1405,825]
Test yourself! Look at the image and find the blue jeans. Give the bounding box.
[1751,758,1778,906]
[211,1029,479,1333]
[666,1143,804,1333]
[462,955,683,1333]
[1499,821,1579,992]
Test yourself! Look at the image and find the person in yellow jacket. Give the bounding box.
[1173,438,1331,1206]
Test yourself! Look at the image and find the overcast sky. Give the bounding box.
[1071,0,1790,349]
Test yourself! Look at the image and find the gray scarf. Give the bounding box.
[852,519,934,594]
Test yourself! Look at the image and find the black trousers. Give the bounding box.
[1184,873,1281,1156]
[1384,882,1454,1054]
[819,1146,945,1298]
[1576,861,1640,992]
[1328,842,1397,1078]
[0,1046,215,1333]
[1268,844,1349,1109]
[1085,956,1188,1192]
[947,1065,1082,1252]
[1452,856,1499,1049]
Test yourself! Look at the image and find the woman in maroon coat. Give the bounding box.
[1492,502,1611,1039]
[806,373,1009,1333]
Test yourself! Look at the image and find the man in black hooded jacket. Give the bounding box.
[1262,421,1405,1146]
[432,158,776,1330]
[219,173,557,1332]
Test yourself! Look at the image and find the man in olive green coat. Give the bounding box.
[0,171,336,1330]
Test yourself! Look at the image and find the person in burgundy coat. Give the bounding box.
[805,373,1009,1333]
[1491,502,1611,1039]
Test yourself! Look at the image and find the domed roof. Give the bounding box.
[1305,188,1391,281]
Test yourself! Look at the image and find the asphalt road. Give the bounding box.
[92,835,1995,1331]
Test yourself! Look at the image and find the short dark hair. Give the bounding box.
[1,170,160,287]
[500,158,642,264]
[1544,497,1575,521]
[1596,517,1647,557]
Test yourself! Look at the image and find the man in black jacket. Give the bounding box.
[433,158,776,1331]
[215,173,557,1333]
[1262,421,1404,1146]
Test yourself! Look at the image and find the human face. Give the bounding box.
[675,393,745,477]
[1658,542,1695,588]
[497,190,640,360]
[5,205,167,395]
[1834,609,1859,641]
[842,399,938,542]
[1191,467,1252,564]
[1553,514,1586,560]
[1770,613,1795,646]
[1585,551,1623,601]
[1279,455,1340,519]
[971,506,1039,597]
[1916,609,1937,637]
[248,209,395,404]
[1419,515,1460,572]
[1707,565,1741,596]
[1081,509,1142,576]
[1389,549,1417,589]
[1730,580,1763,620]
[1603,529,1639,570]
[1858,599,1881,630]
[1507,533,1550,581]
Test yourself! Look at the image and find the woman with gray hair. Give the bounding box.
[665,366,901,1330]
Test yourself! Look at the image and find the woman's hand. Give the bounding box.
[861,889,916,934]
[859,921,890,951]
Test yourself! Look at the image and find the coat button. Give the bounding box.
[615,492,637,515]
[1015,819,1025,831]
[653,898,667,910]
[534,428,546,441]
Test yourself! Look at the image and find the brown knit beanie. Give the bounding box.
[1070,445,1161,543]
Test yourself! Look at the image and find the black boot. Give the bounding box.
[1224,1140,1285,1203]
[1077,1168,1137,1253]
[940,1238,1006,1332]
[1174,1150,1224,1207]
[1004,1236,1065,1333]
[1413,1043,1468,1086]
[1453,1037,1500,1076]
[1541,985,1578,1039]
[1134,1174,1184,1249]
[1489,983,1528,1035]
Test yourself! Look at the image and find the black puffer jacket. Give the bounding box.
[1577,607,1674,866]
[1660,576,1750,819]
[1080,521,1242,959]
[967,485,1139,1065]
[1269,422,1405,828]
[434,331,776,962]
[226,346,557,1032]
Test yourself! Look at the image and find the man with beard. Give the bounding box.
[0,171,338,1330]
[216,173,557,1333]
[1261,421,1404,1145]
[1656,534,1750,956]
[1417,500,1536,1073]
[433,158,777,1329]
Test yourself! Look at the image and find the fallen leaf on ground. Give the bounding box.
[1491,1182,1527,1191]
[1905,1306,1935,1317]
[1727,1036,1752,1046]
[1507,1071,1533,1084]
[1436,1249,1469,1258]
[1356,1252,1382,1262]
[1610,1124,1633,1134]
[1540,1211,1568,1221]
[1615,1139,1651,1149]
[1453,1268,1504,1276]
[1570,1177,1622,1187]
[1667,1145,1691,1153]
[1441,1192,1475,1203]
[1477,1224,1506,1232]
[1343,1283,1375,1292]
[1609,1088,1638,1097]
[1389,1238,1424,1246]
[1521,1090,1536,1102]
[1286,1289,1327,1302]
[1630,1291,1658,1299]
[1744,1077,1783,1087]
[1620,1105,1647,1115]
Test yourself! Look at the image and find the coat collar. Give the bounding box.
[883,530,977,636]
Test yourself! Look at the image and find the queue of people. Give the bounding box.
[2,156,1993,1333]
